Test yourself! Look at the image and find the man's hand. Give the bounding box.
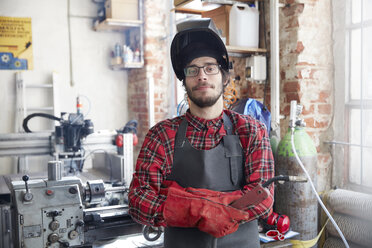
[163,182,256,238]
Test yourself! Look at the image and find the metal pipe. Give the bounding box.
[270,0,282,137]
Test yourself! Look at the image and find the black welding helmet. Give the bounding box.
[170,18,230,81]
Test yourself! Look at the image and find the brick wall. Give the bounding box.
[128,1,334,191]
[128,0,170,155]
[279,0,333,191]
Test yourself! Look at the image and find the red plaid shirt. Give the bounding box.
[128,109,274,227]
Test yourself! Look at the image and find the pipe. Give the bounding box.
[148,77,155,128]
[270,0,281,136]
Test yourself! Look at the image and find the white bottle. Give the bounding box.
[229,3,259,48]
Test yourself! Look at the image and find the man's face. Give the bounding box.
[184,56,225,108]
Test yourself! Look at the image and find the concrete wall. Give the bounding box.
[0,0,130,174]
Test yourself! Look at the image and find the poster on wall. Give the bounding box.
[0,16,33,70]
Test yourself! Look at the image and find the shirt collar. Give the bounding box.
[185,109,223,130]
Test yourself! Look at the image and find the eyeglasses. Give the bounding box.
[184,64,220,77]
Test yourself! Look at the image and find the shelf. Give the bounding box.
[94,19,143,32]
[110,62,144,70]
[226,45,267,54]
[173,0,260,14]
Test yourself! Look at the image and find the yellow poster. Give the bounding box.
[0,16,33,70]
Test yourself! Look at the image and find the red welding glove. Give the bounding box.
[193,198,250,238]
[163,183,201,227]
[163,182,251,237]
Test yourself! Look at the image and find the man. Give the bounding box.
[128,18,274,248]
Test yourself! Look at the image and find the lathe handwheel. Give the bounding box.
[142,225,162,241]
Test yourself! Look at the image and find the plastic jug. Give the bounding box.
[229,3,259,48]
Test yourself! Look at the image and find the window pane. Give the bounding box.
[363,26,372,99]
[352,0,362,23]
[350,109,361,144]
[349,146,361,184]
[362,148,372,186]
[363,0,372,22]
[362,109,372,146]
[350,29,361,100]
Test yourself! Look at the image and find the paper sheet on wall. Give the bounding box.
[0,16,33,70]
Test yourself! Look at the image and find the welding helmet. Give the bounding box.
[170,18,230,81]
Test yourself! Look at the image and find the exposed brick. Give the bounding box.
[311,90,331,103]
[297,68,317,79]
[283,81,301,92]
[296,62,316,66]
[280,71,286,80]
[282,104,290,116]
[302,104,315,115]
[315,120,329,129]
[304,117,315,128]
[318,153,331,164]
[285,16,299,29]
[281,3,304,17]
[318,104,332,114]
[285,92,301,103]
[296,41,304,53]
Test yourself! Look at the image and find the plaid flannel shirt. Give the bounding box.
[128,109,274,227]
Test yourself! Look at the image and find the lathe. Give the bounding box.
[0,110,163,248]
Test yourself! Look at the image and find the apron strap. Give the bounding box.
[222,113,233,135]
[175,113,234,148]
[175,118,188,148]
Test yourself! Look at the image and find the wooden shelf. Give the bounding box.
[94,19,143,31]
[226,45,267,54]
[110,62,144,70]
[173,0,260,14]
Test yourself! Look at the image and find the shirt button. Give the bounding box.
[208,134,212,138]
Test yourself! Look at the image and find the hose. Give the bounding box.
[290,127,350,248]
[22,113,61,133]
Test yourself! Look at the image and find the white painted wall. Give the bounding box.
[0,0,130,174]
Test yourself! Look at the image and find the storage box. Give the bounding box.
[105,0,139,21]
[202,5,232,45]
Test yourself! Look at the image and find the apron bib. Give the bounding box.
[164,113,260,248]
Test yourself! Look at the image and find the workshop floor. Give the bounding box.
[93,233,164,248]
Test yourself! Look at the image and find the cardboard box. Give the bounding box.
[202,5,232,45]
[105,0,139,21]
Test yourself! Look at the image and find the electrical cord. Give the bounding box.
[290,127,350,248]
[22,113,61,133]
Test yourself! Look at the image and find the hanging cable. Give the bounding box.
[290,127,350,248]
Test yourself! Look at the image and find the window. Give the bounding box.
[333,0,372,189]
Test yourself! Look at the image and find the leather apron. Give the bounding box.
[164,113,260,248]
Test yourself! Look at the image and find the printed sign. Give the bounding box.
[0,16,33,70]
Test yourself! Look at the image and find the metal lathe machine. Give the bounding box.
[0,111,163,248]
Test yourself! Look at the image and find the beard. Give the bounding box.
[185,82,224,108]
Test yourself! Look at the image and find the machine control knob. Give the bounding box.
[49,210,60,217]
[48,233,59,243]
[76,220,85,227]
[49,220,60,231]
[68,230,79,240]
[69,186,78,194]
[22,175,29,182]
[23,192,33,202]
[22,175,33,202]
